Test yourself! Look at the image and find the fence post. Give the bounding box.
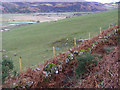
[19,57,22,73]
[53,46,55,57]
[74,38,76,47]
[89,32,90,41]
[100,27,102,34]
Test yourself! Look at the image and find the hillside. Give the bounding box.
[2,10,118,71]
[3,25,119,88]
[1,2,108,13]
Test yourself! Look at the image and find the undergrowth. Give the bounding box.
[75,52,98,78]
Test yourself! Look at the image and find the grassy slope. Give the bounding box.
[2,10,118,71]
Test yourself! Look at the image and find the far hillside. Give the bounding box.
[1,2,108,13]
[2,9,118,72]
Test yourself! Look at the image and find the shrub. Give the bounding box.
[43,63,58,77]
[75,52,97,78]
[2,58,14,83]
[104,46,114,54]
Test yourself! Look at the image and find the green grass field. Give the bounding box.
[2,10,118,72]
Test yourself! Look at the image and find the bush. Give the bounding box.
[2,58,14,83]
[75,52,97,78]
[104,46,114,54]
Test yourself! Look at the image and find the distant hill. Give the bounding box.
[104,3,118,10]
[1,2,109,13]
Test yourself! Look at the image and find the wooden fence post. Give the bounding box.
[53,46,55,57]
[100,27,102,34]
[89,32,90,41]
[19,57,22,73]
[74,38,76,47]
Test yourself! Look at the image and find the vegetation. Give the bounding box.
[75,52,98,78]
[104,46,114,54]
[2,24,119,88]
[2,58,14,83]
[2,10,118,71]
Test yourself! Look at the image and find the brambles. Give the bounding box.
[2,58,14,83]
[43,63,56,77]
[104,46,114,54]
[67,53,74,60]
[12,70,19,77]
[75,52,97,78]
[77,47,119,88]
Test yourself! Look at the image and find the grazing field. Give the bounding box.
[0,13,66,29]
[2,10,118,72]
[1,13,66,22]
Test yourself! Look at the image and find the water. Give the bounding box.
[8,21,37,24]
[0,23,2,25]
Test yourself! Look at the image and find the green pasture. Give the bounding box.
[2,10,118,72]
